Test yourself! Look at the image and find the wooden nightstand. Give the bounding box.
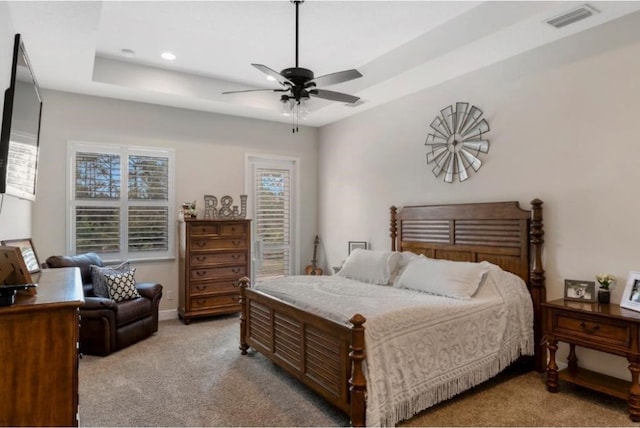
[542,299,640,421]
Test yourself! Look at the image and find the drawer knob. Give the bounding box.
[196,299,205,305]
[196,256,206,262]
[196,285,206,291]
[196,241,206,247]
[232,254,240,260]
[579,321,600,334]
[232,268,241,274]
[232,240,242,246]
[196,270,207,277]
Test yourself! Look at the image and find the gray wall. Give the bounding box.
[33,91,318,313]
[318,12,640,380]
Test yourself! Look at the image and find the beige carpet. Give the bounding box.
[79,315,638,427]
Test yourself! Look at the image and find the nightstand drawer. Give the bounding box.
[555,313,631,347]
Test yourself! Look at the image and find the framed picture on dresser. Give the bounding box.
[1,238,41,274]
[620,271,640,312]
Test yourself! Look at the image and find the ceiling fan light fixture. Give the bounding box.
[280,95,294,116]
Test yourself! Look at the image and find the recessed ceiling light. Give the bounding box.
[121,48,135,58]
[161,52,176,61]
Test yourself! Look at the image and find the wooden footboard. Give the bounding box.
[237,277,367,426]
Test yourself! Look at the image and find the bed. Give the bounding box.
[237,200,546,426]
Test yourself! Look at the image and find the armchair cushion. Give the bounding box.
[91,261,131,298]
[105,269,140,302]
[116,297,152,327]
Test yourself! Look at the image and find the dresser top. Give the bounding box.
[1,267,84,313]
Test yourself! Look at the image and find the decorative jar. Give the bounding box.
[597,289,610,304]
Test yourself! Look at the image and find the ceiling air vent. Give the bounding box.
[546,4,598,28]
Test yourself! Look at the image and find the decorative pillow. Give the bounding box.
[337,249,401,285]
[394,257,490,300]
[91,261,131,298]
[104,269,140,302]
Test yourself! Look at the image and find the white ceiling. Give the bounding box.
[7,1,640,127]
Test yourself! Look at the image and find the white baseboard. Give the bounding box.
[159,309,178,321]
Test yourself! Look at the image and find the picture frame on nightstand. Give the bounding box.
[620,271,640,312]
[564,279,596,302]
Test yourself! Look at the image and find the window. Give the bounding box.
[68,142,175,261]
[247,156,297,283]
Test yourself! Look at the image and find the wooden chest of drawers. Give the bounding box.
[179,219,251,324]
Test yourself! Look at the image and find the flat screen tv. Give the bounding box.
[0,33,42,201]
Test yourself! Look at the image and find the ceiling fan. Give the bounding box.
[222,0,363,131]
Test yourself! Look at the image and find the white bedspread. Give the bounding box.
[254,263,533,427]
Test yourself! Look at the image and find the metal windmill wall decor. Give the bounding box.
[424,102,490,183]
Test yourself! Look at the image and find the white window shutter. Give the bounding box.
[254,166,291,281]
[69,143,174,261]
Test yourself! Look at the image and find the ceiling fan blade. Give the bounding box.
[308,69,362,87]
[251,64,293,86]
[221,88,282,95]
[309,89,360,104]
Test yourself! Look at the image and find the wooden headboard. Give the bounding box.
[390,199,546,372]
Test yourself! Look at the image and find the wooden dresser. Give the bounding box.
[179,218,251,324]
[0,267,84,427]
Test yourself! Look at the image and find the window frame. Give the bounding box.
[67,141,176,262]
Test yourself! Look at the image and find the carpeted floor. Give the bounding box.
[79,315,639,427]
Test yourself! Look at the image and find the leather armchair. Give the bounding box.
[44,253,163,356]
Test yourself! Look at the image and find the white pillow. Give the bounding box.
[394,257,490,300]
[392,251,423,285]
[337,249,401,285]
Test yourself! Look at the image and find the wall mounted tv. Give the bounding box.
[0,33,42,201]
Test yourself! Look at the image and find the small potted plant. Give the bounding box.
[181,201,197,219]
[596,273,615,304]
